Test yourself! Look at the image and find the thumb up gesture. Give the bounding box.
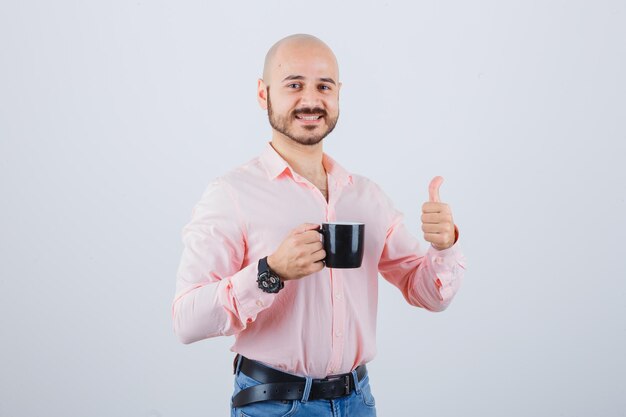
[421,176,457,250]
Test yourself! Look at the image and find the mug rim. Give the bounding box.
[322,222,364,226]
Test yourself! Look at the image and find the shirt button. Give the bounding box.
[329,368,335,374]
[335,331,342,337]
[256,300,264,307]
[335,293,343,300]
[435,256,443,265]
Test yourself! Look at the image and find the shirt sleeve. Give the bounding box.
[171,178,277,344]
[376,187,467,312]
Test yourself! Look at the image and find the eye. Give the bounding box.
[287,83,301,89]
[319,85,331,91]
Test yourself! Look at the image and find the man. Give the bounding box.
[172,34,466,417]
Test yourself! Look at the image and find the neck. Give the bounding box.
[270,134,326,180]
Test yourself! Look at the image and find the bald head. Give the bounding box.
[262,34,339,85]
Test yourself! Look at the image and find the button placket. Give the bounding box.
[325,175,345,374]
[328,270,345,374]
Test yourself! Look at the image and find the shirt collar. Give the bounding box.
[260,142,353,186]
[322,152,353,187]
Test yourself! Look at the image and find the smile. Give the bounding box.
[295,114,323,121]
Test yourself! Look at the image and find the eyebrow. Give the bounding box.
[282,75,337,86]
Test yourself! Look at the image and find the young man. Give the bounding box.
[173,34,466,417]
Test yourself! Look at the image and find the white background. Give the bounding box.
[1,1,625,416]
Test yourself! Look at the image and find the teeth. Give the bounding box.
[297,115,321,120]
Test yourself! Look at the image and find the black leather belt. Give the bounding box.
[231,355,367,408]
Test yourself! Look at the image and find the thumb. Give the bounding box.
[428,176,444,203]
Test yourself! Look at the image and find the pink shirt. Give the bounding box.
[172,143,466,378]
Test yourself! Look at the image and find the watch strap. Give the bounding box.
[259,256,271,274]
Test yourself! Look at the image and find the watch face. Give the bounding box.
[258,272,281,293]
[266,275,279,291]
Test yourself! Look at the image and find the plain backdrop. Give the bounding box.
[1,1,625,416]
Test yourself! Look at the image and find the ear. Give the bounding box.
[257,78,268,110]
[338,81,342,100]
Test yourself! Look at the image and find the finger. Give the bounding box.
[424,221,455,233]
[310,248,326,262]
[293,223,321,235]
[421,223,445,234]
[428,176,444,203]
[422,202,449,213]
[304,240,324,252]
[300,230,324,244]
[298,249,326,274]
[421,212,453,224]
[311,259,326,273]
[421,213,440,224]
[424,222,453,234]
[424,232,445,245]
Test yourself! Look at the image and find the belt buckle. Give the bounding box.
[324,374,351,396]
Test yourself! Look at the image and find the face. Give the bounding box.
[259,43,341,146]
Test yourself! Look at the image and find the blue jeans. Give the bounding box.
[230,364,377,417]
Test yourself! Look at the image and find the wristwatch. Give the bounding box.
[257,256,284,294]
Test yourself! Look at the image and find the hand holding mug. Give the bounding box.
[268,221,365,280]
[268,224,325,281]
[421,176,457,250]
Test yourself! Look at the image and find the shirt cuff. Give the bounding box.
[426,237,466,301]
[229,261,278,325]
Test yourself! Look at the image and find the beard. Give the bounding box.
[266,87,339,146]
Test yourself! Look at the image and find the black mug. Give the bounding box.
[319,222,365,268]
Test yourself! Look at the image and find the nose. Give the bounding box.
[298,85,323,108]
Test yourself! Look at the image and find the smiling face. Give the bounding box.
[258,35,341,146]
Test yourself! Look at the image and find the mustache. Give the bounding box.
[293,107,327,117]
